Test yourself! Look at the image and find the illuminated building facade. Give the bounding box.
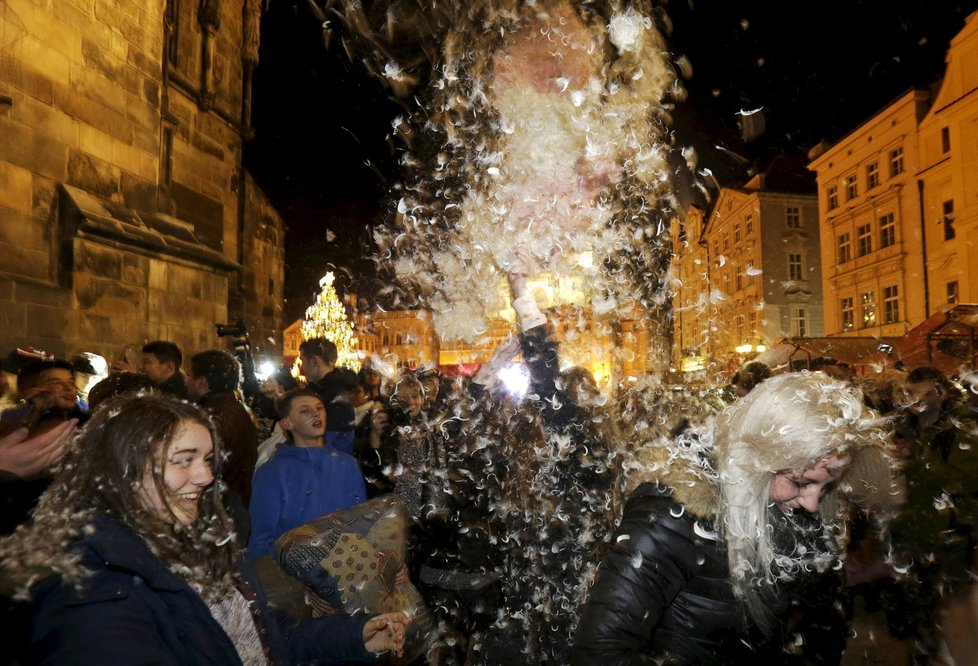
[808,91,930,338]
[917,14,978,315]
[809,12,978,337]
[672,161,823,372]
[671,205,711,372]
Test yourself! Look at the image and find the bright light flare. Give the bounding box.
[256,360,276,381]
[498,362,530,398]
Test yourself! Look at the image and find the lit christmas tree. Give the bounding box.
[301,272,361,371]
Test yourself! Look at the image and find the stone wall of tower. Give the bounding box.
[0,0,283,362]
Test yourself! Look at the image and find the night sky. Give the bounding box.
[245,1,978,322]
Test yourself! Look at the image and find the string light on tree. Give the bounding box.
[301,272,361,371]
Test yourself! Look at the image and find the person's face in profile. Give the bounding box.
[769,454,850,514]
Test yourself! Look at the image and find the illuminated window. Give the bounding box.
[883,285,899,324]
[889,146,904,176]
[746,261,758,286]
[947,281,958,304]
[792,308,808,337]
[861,291,876,328]
[837,233,852,264]
[788,253,803,281]
[943,199,955,241]
[845,174,858,200]
[841,297,854,332]
[827,186,838,210]
[866,162,879,189]
[857,224,872,256]
[786,206,801,228]
[879,213,895,248]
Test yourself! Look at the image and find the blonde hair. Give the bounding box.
[714,371,892,629]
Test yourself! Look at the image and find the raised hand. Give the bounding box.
[0,418,77,479]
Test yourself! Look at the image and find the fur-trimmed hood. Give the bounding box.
[623,425,721,521]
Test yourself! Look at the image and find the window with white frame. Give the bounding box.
[861,291,877,328]
[841,297,854,332]
[788,253,803,281]
[748,311,758,337]
[883,285,899,324]
[745,213,753,235]
[786,206,801,228]
[837,233,852,264]
[857,224,872,256]
[879,212,895,248]
[827,186,838,210]
[866,161,879,189]
[889,146,904,176]
[734,222,741,242]
[792,308,808,338]
[845,174,858,200]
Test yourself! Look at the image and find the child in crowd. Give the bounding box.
[248,389,367,560]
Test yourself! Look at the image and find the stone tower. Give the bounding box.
[0,0,284,363]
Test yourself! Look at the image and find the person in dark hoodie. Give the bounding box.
[0,392,407,664]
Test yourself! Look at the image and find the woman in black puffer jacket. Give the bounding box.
[573,372,896,664]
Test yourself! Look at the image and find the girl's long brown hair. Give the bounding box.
[0,392,239,601]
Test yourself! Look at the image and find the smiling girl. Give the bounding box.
[0,393,406,665]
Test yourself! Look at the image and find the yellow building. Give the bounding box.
[917,14,978,311]
[673,160,822,373]
[808,90,930,337]
[368,309,439,369]
[809,12,978,336]
[672,205,711,371]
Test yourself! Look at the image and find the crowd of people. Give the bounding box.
[1,276,977,664]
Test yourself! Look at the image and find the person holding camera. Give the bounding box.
[0,359,89,534]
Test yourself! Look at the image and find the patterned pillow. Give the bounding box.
[275,494,437,659]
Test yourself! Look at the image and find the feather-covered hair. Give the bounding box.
[0,393,239,601]
[714,371,894,630]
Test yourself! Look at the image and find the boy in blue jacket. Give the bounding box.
[248,389,367,559]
